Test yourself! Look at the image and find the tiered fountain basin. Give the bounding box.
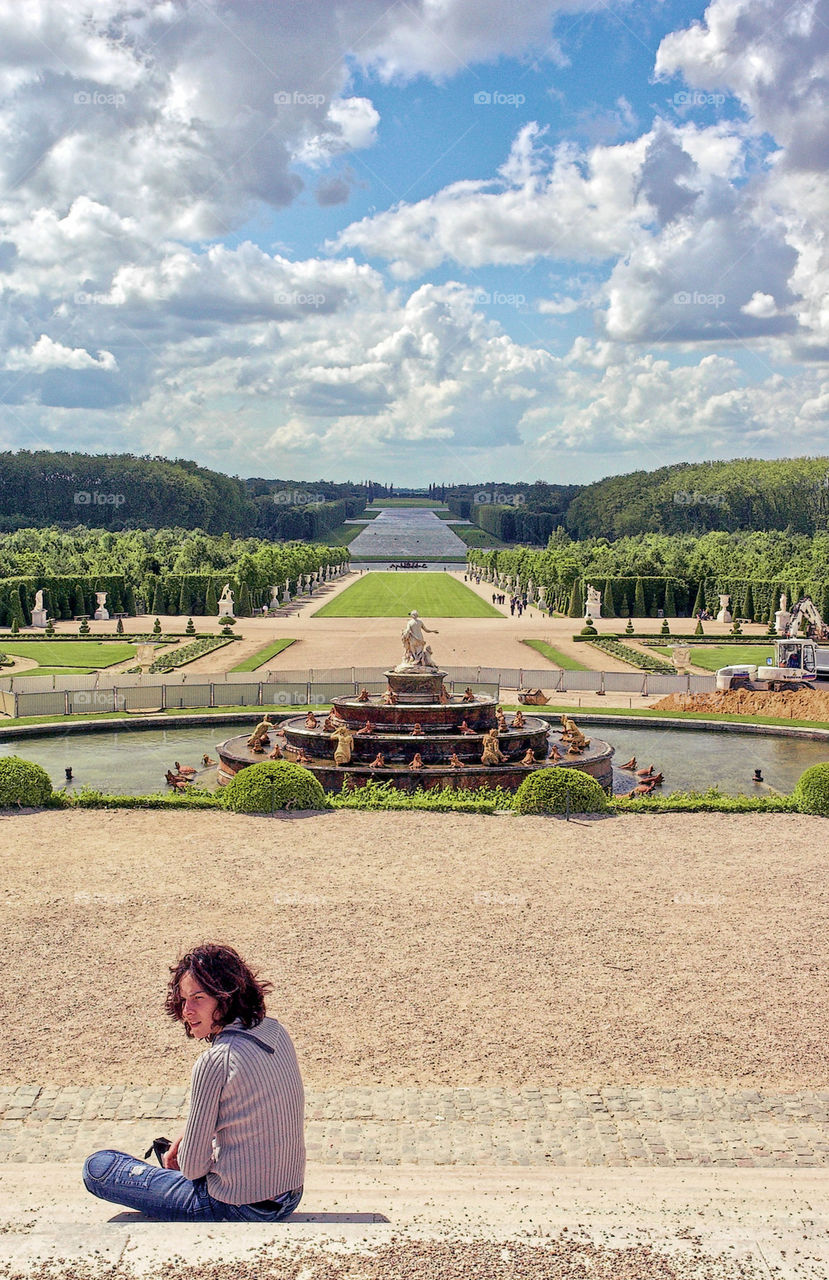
[216,665,614,793]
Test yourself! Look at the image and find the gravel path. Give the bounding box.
[4,810,827,1091]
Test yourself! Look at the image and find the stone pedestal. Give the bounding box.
[385,667,448,703]
[31,607,48,628]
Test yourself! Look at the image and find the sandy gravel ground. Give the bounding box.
[3,810,826,1091]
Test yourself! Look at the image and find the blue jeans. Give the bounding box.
[83,1149,302,1222]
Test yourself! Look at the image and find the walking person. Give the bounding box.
[82,943,305,1222]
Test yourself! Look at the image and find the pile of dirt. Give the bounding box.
[653,686,829,720]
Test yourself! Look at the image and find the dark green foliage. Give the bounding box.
[178,578,192,615]
[78,617,90,635]
[331,779,513,813]
[152,617,162,636]
[633,576,646,617]
[0,756,53,807]
[792,763,829,815]
[205,579,218,616]
[660,617,671,635]
[185,617,196,635]
[45,618,56,637]
[151,580,165,614]
[237,582,252,617]
[221,761,326,813]
[625,617,634,635]
[612,787,796,813]
[601,577,616,618]
[663,579,676,617]
[567,579,584,617]
[691,580,705,616]
[694,618,704,636]
[579,620,597,635]
[742,581,755,621]
[514,767,608,815]
[10,617,19,634]
[730,617,742,635]
[148,636,230,671]
[115,617,124,635]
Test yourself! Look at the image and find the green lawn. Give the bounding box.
[0,640,137,670]
[318,522,363,545]
[447,524,508,548]
[654,644,774,672]
[521,638,590,671]
[312,572,503,618]
[230,638,296,672]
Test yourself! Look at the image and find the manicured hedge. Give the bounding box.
[221,761,326,812]
[514,767,608,815]
[791,764,829,816]
[0,756,54,807]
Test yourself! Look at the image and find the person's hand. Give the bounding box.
[163,1135,183,1170]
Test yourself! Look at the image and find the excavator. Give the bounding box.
[716,596,829,691]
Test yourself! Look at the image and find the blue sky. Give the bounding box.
[0,0,826,487]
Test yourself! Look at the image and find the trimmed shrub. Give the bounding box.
[115,616,124,635]
[514,767,608,816]
[579,620,597,635]
[185,617,196,635]
[221,761,326,813]
[694,618,704,636]
[624,617,634,635]
[792,763,829,816]
[660,617,671,635]
[0,756,53,808]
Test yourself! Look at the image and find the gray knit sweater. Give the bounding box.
[178,1015,305,1204]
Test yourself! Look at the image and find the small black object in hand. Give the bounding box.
[144,1136,172,1166]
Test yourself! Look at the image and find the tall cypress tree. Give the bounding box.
[151,580,165,615]
[664,579,677,617]
[742,582,755,622]
[601,578,616,618]
[691,580,705,617]
[237,582,251,617]
[178,578,192,616]
[633,576,646,617]
[205,579,218,616]
[567,578,584,618]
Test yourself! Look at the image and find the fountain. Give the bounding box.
[216,611,614,792]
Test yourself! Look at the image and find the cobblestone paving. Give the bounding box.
[2,1085,829,1167]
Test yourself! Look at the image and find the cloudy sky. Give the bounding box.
[0,0,827,486]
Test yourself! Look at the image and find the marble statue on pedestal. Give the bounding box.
[218,583,235,617]
[585,583,602,619]
[398,610,439,669]
[94,591,109,621]
[32,589,48,628]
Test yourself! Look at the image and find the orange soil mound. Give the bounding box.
[653,687,829,720]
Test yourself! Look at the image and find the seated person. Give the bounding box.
[369,752,385,769]
[83,944,304,1222]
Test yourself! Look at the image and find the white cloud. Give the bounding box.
[5,334,116,371]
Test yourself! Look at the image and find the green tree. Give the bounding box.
[742,582,755,622]
[115,616,124,635]
[633,576,646,617]
[178,578,192,616]
[567,578,584,618]
[664,579,676,617]
[691,580,705,617]
[205,579,218,616]
[151,580,165,615]
[601,578,616,618]
[237,581,252,617]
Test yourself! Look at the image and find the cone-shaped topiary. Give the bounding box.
[152,617,162,636]
[0,756,53,808]
[185,617,196,635]
[625,617,634,635]
[78,616,90,635]
[11,617,19,634]
[45,618,56,637]
[567,579,584,618]
[115,616,124,635]
[694,618,704,636]
[514,766,608,815]
[601,578,616,618]
[221,760,326,813]
[792,763,829,816]
[660,617,671,635]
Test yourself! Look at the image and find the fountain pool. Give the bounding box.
[0,720,826,797]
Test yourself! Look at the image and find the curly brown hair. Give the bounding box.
[165,943,273,1038]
